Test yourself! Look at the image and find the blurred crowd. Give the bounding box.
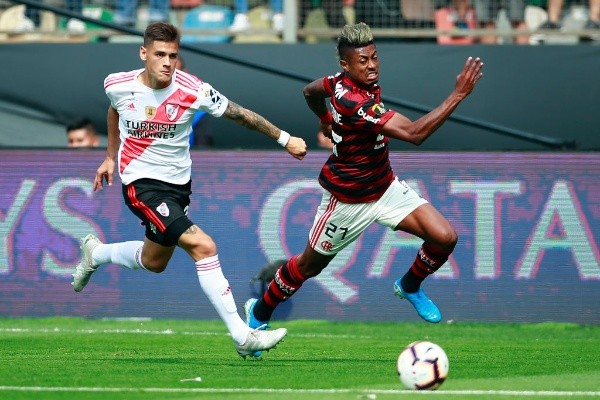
[0,0,598,44]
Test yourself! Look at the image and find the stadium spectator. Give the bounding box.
[434,0,478,44]
[72,22,307,357]
[473,0,529,44]
[527,0,599,43]
[66,117,100,148]
[244,22,484,355]
[299,0,356,30]
[401,0,437,29]
[354,0,436,38]
[531,0,599,29]
[114,0,169,27]
[587,0,600,29]
[534,0,565,29]
[229,0,284,32]
[24,0,86,33]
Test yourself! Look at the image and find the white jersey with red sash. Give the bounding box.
[104,68,228,185]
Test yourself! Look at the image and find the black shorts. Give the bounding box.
[122,178,194,247]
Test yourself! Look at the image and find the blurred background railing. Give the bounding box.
[1,0,599,44]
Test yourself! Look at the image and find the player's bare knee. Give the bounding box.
[441,229,458,252]
[186,236,217,259]
[198,236,217,255]
[143,260,169,273]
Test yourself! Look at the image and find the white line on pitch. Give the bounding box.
[0,327,372,339]
[0,387,599,396]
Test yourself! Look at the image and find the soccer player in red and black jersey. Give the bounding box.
[245,22,483,348]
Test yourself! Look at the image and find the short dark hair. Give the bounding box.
[337,22,374,59]
[143,22,180,46]
[66,117,96,134]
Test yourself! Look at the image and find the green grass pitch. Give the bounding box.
[1,318,599,400]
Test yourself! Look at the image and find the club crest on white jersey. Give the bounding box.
[166,104,180,121]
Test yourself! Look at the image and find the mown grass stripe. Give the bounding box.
[0,386,599,396]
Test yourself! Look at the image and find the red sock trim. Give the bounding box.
[410,263,429,278]
[286,256,306,284]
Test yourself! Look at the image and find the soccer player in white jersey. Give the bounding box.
[71,22,307,358]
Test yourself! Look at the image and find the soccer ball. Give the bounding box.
[397,341,449,390]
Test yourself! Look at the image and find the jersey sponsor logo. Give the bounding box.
[418,247,436,272]
[274,270,295,296]
[127,102,136,111]
[149,222,157,235]
[123,120,177,139]
[334,82,348,99]
[124,120,177,131]
[145,106,157,120]
[165,104,179,121]
[156,202,170,217]
[374,133,386,150]
[371,103,387,116]
[332,108,342,124]
[357,107,380,124]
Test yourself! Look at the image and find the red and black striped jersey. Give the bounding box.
[318,72,396,203]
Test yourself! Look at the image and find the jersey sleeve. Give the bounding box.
[195,81,229,118]
[104,74,119,108]
[351,97,395,134]
[322,74,337,96]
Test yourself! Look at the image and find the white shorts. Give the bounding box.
[308,178,428,255]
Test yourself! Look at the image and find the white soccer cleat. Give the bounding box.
[235,327,287,358]
[71,234,102,292]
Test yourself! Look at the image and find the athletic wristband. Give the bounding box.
[319,112,333,125]
[277,130,290,147]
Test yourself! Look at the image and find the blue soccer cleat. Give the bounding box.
[243,298,271,358]
[393,279,442,323]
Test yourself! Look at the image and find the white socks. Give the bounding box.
[91,241,145,270]
[195,255,250,345]
[90,244,249,344]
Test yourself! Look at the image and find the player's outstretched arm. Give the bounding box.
[222,101,307,160]
[382,56,484,146]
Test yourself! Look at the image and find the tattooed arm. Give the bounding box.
[222,100,307,160]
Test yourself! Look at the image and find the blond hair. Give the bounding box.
[337,22,374,58]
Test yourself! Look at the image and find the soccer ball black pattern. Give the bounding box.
[397,341,449,390]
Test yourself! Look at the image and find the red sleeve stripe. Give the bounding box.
[104,72,137,89]
[175,70,201,91]
[322,75,334,96]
